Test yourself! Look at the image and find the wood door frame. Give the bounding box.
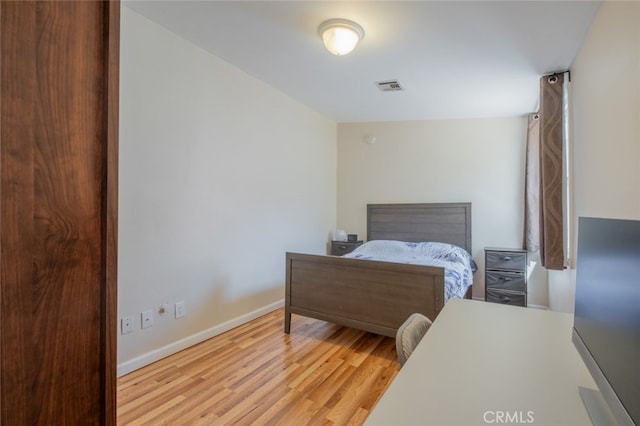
[0,1,119,423]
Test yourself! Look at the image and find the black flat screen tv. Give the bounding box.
[573,217,640,426]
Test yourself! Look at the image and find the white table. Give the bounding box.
[366,299,596,426]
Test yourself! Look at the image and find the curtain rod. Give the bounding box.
[545,70,571,82]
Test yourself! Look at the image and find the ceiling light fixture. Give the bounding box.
[318,18,364,56]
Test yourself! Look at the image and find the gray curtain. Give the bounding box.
[524,72,567,270]
[524,113,540,252]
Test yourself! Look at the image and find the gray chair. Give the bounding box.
[395,313,433,366]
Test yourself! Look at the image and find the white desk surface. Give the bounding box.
[366,299,596,426]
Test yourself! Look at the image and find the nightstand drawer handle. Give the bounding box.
[500,277,513,281]
[501,256,512,261]
[338,245,347,250]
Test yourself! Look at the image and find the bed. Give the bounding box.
[284,202,474,337]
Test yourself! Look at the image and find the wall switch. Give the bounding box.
[175,301,185,319]
[141,310,154,329]
[121,316,133,334]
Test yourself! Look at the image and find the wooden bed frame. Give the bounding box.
[284,202,472,337]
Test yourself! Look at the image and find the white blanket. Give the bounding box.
[343,240,477,301]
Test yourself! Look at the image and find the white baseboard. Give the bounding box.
[117,299,285,377]
[527,303,549,310]
[472,296,548,310]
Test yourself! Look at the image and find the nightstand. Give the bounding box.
[484,247,528,307]
[330,240,363,256]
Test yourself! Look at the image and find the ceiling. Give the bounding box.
[124,1,601,123]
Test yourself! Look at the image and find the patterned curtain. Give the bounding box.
[524,73,567,270]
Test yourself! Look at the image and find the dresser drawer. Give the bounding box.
[486,251,527,272]
[485,270,526,292]
[486,288,526,307]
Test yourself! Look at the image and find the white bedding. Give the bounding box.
[342,240,477,301]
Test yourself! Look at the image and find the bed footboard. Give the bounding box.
[284,252,446,337]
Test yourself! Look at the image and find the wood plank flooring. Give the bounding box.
[117,309,400,425]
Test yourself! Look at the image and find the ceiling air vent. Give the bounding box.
[376,80,403,92]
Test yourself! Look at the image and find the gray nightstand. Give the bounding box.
[330,240,363,256]
[484,247,528,307]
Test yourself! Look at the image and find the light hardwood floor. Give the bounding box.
[117,309,400,425]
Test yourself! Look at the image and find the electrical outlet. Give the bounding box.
[141,310,154,329]
[175,301,185,319]
[158,304,169,316]
[121,316,133,334]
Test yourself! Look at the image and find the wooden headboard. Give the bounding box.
[367,203,472,253]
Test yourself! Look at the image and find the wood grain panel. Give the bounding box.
[103,3,120,424]
[0,2,37,422]
[0,1,118,423]
[367,203,472,252]
[286,253,445,337]
[33,4,105,421]
[290,259,442,327]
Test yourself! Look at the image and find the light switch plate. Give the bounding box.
[175,301,185,319]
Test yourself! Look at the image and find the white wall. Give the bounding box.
[548,0,640,313]
[337,118,548,306]
[118,7,337,375]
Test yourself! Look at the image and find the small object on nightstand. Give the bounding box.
[330,240,363,256]
[484,247,528,307]
[333,229,347,241]
[347,234,358,242]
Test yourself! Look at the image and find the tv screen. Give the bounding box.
[573,217,640,425]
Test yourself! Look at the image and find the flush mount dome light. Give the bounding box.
[318,18,364,56]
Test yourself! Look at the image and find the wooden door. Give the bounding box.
[0,1,119,424]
